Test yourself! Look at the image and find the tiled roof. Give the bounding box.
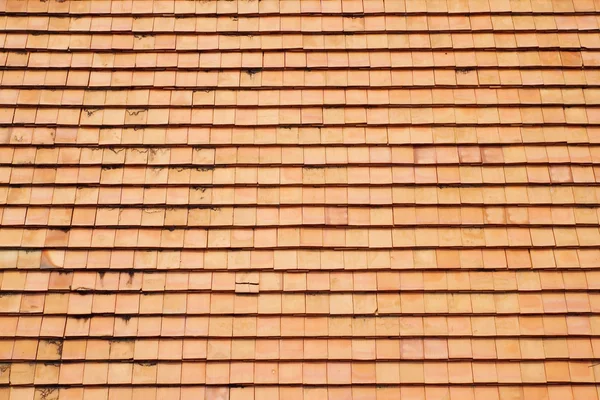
[2,0,600,399]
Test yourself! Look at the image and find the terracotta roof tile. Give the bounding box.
[2,0,600,397]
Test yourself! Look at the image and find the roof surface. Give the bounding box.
[1,0,600,399]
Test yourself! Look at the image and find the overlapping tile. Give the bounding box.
[2,0,600,399]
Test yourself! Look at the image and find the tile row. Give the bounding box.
[1,226,599,249]
[4,69,600,91]
[3,360,600,385]
[0,225,600,249]
[3,145,600,166]
[4,337,600,362]
[4,32,600,52]
[2,269,596,292]
[2,0,596,15]
[3,15,600,34]
[1,164,594,188]
[16,384,600,400]
[2,291,599,316]
[3,165,600,186]
[4,106,600,126]
[3,385,600,400]
[3,185,599,207]
[25,247,600,275]
[1,314,599,338]
[5,205,600,228]
[2,126,597,146]
[5,247,598,271]
[4,88,600,107]
[4,51,599,70]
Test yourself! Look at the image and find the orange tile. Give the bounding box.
[4,3,600,395]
